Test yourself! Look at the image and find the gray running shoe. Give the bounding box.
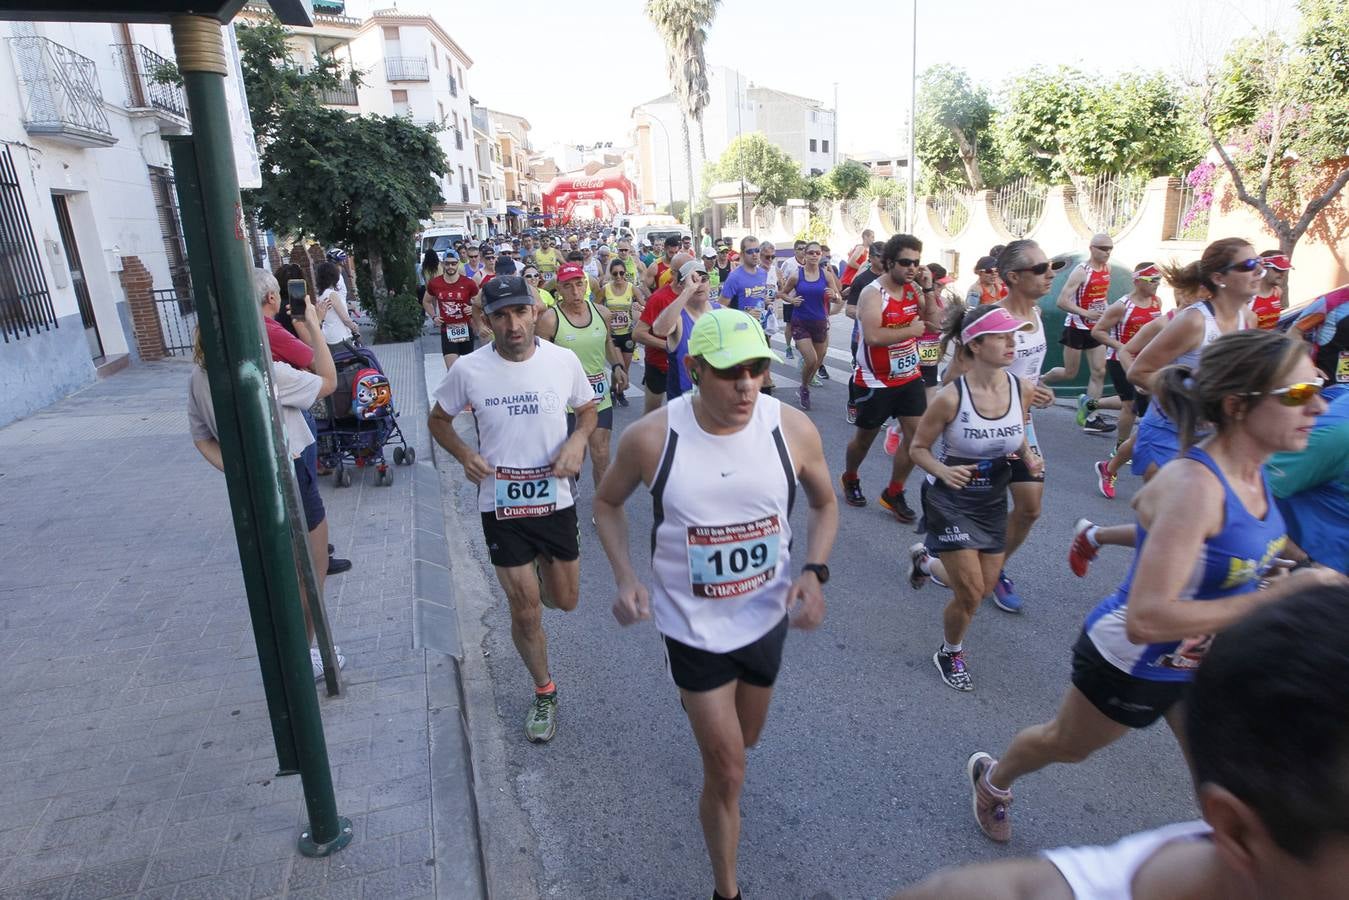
[526,691,558,743]
[967,751,1012,842]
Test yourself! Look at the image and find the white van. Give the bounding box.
[635,223,691,250]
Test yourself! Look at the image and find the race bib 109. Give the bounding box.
[687,515,782,599]
[494,465,557,520]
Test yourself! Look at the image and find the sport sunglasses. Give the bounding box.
[1246,378,1325,407]
[706,359,771,380]
[1222,257,1267,273]
[1013,260,1068,275]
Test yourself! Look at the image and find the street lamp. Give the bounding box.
[643,113,678,218]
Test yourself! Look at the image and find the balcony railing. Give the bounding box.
[384,56,428,82]
[319,81,359,106]
[112,43,187,120]
[7,35,115,147]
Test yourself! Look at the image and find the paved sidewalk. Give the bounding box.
[0,342,481,899]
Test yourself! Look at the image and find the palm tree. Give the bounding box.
[645,0,718,225]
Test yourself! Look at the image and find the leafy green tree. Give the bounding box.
[997,66,1089,182]
[237,19,447,298]
[915,65,996,191]
[821,159,871,199]
[703,133,804,206]
[1201,0,1349,256]
[998,66,1202,183]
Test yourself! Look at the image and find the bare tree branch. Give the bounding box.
[1291,166,1349,245]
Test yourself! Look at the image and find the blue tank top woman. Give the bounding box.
[1084,445,1287,682]
[794,269,829,322]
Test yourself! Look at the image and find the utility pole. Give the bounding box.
[737,70,746,235]
[906,0,918,232]
[832,81,839,168]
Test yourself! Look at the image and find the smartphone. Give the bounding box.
[286,279,307,317]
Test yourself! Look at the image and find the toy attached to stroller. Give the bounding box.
[313,342,413,486]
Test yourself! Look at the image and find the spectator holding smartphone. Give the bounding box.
[187,268,348,679]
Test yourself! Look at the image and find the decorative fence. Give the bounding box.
[152,288,195,357]
[992,175,1049,239]
[929,191,970,237]
[1075,172,1149,236]
[1171,182,1211,242]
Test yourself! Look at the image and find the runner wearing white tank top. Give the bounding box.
[910,305,1040,691]
[595,308,839,900]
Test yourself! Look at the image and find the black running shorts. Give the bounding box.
[440,331,475,357]
[480,506,579,569]
[663,615,789,692]
[854,378,927,430]
[1106,358,1136,402]
[1059,326,1100,351]
[643,364,668,396]
[1070,631,1188,729]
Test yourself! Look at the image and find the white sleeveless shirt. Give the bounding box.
[649,394,797,653]
[1041,820,1212,899]
[1007,305,1047,386]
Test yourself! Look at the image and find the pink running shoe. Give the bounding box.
[884,423,901,456]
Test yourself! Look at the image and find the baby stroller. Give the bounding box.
[313,341,414,486]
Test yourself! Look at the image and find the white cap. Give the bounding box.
[499,242,514,252]
[702,246,717,258]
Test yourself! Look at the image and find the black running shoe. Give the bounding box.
[934,648,973,691]
[879,487,916,523]
[841,475,866,507]
[1082,414,1117,434]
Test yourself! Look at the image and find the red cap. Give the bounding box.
[1263,254,1293,272]
[557,263,585,282]
[1133,263,1162,279]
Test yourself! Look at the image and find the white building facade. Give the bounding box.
[346,11,481,235]
[631,65,836,210]
[0,18,209,427]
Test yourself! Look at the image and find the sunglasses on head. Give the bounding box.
[1222,257,1266,273]
[1013,260,1067,275]
[1247,378,1325,407]
[705,358,771,380]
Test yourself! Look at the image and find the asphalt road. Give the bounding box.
[432,316,1195,900]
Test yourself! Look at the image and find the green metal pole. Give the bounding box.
[170,14,350,857]
[167,133,300,777]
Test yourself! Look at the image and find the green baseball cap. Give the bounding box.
[687,308,783,369]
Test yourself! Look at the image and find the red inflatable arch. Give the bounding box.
[542,169,635,224]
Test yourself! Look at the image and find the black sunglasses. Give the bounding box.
[706,358,771,380]
[895,257,921,267]
[1222,257,1266,273]
[1013,260,1067,275]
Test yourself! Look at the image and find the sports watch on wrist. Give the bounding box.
[802,563,830,584]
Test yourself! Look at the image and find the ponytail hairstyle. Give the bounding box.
[421,250,442,281]
[995,239,1040,285]
[941,303,1002,361]
[1160,237,1252,297]
[1153,329,1308,451]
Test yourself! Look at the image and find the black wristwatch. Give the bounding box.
[802,563,830,584]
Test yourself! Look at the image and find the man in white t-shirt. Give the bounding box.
[428,274,596,744]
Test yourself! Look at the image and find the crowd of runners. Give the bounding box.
[423,221,1349,900]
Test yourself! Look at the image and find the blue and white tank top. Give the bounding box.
[649,394,796,653]
[1083,446,1287,682]
[1141,301,1232,432]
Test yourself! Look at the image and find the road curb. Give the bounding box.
[413,372,488,899]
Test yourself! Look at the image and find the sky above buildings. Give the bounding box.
[350,0,1297,155]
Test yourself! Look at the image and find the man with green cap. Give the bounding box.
[593,308,839,900]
